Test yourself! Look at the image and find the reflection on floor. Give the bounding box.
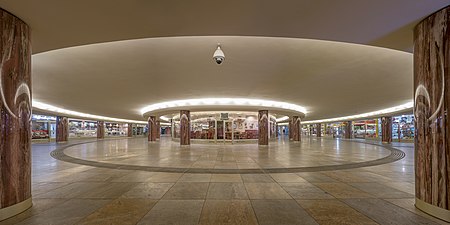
[1,137,447,225]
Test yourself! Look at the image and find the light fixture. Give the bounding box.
[213,43,225,64]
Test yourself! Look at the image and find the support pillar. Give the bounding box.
[148,116,157,142]
[127,123,133,137]
[156,121,160,139]
[56,116,68,143]
[316,123,322,137]
[292,116,301,142]
[258,110,269,145]
[97,121,105,139]
[381,117,392,143]
[414,7,450,221]
[344,121,352,139]
[289,120,293,140]
[0,10,32,220]
[180,110,190,145]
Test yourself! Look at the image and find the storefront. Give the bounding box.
[353,119,377,139]
[105,122,128,137]
[69,119,97,138]
[170,112,279,143]
[392,114,414,141]
[133,124,147,136]
[31,114,56,140]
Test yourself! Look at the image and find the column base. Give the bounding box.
[415,198,450,222]
[0,197,32,221]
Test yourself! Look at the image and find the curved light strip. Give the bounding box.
[302,101,413,124]
[33,101,147,124]
[140,98,307,115]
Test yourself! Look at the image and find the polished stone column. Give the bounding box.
[289,120,293,140]
[156,121,160,139]
[258,110,269,145]
[381,116,392,143]
[414,6,450,221]
[344,121,352,139]
[148,116,157,142]
[127,123,133,137]
[97,121,105,139]
[180,110,190,145]
[292,116,301,141]
[316,123,322,137]
[56,116,68,143]
[0,9,32,219]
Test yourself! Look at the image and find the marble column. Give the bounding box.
[127,123,133,137]
[0,9,32,220]
[156,121,160,139]
[148,116,157,142]
[56,116,68,143]
[97,121,105,139]
[292,116,301,142]
[316,123,322,137]
[258,110,269,145]
[180,110,190,145]
[414,6,450,221]
[344,121,352,139]
[289,120,293,140]
[381,116,392,143]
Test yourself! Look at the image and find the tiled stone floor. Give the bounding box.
[1,137,448,225]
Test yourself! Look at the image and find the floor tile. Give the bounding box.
[121,182,174,199]
[137,200,204,225]
[207,183,248,199]
[163,182,209,199]
[198,200,258,225]
[76,198,156,225]
[298,199,377,225]
[245,183,292,199]
[252,200,318,225]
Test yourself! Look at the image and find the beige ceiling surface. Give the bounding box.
[0,0,447,121]
[33,36,412,121]
[0,0,449,53]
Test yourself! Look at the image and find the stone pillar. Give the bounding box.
[97,121,105,139]
[0,10,32,220]
[127,123,133,137]
[289,120,293,140]
[258,110,269,145]
[381,117,392,143]
[180,110,190,145]
[156,121,160,139]
[148,116,157,142]
[316,123,322,137]
[292,116,301,141]
[56,116,68,142]
[414,7,450,221]
[344,121,352,139]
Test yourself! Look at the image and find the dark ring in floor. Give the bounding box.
[49,138,406,174]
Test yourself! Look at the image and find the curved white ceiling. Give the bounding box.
[31,36,413,121]
[1,1,445,123]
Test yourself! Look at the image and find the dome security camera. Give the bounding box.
[213,44,225,65]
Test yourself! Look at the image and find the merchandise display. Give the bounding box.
[105,122,128,136]
[169,111,281,142]
[31,114,56,140]
[69,120,97,138]
[392,114,414,140]
[353,119,377,139]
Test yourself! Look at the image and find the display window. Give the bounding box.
[353,119,377,139]
[133,124,147,136]
[392,114,414,141]
[167,112,282,143]
[31,114,56,140]
[105,122,127,136]
[69,119,97,138]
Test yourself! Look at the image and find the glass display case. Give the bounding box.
[31,114,56,140]
[69,119,97,138]
[105,122,127,137]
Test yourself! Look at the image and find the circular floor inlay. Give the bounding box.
[50,137,405,174]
